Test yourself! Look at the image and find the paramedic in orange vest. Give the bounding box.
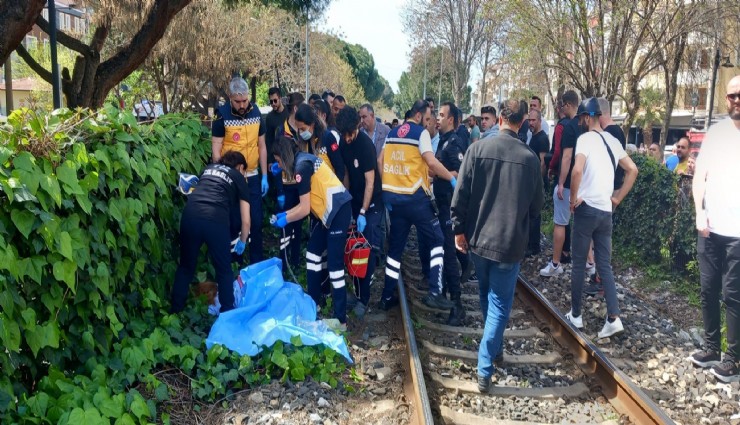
[211,77,268,265]
[378,99,458,311]
[271,136,353,325]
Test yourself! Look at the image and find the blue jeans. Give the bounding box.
[571,203,619,317]
[472,253,520,379]
[382,199,444,300]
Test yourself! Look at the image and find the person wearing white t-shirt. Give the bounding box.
[689,75,740,383]
[565,98,638,339]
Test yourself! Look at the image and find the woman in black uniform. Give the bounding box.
[271,136,352,324]
[170,151,251,313]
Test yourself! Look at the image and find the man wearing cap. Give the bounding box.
[211,77,268,264]
[565,98,638,339]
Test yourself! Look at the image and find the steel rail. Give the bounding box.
[516,274,676,425]
[398,273,435,425]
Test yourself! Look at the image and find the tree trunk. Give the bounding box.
[0,0,46,65]
[622,76,641,135]
[659,32,688,149]
[19,0,193,109]
[642,124,653,147]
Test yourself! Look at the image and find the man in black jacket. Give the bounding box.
[452,99,544,393]
[435,101,467,325]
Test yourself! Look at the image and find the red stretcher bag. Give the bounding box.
[345,229,372,278]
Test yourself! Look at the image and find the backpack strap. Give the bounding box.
[592,130,616,170]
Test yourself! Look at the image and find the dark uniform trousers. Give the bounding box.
[436,196,461,299]
[382,199,444,300]
[306,203,352,323]
[230,175,264,265]
[280,184,305,272]
[172,212,234,313]
[698,233,740,361]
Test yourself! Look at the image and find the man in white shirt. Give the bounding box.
[689,75,740,383]
[565,98,638,339]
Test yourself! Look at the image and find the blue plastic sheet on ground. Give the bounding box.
[206,258,353,363]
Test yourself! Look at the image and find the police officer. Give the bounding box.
[211,78,268,265]
[170,151,251,314]
[336,106,384,318]
[379,99,458,311]
[271,136,353,325]
[435,102,467,325]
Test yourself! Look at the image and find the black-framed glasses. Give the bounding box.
[270,98,280,104]
[727,92,740,102]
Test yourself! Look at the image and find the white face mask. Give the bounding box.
[300,130,312,141]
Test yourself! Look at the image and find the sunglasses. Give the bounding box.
[270,98,280,104]
[727,92,740,102]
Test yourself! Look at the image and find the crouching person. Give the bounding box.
[170,151,251,314]
[451,100,543,392]
[271,136,353,325]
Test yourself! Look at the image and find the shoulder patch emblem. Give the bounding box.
[232,133,240,141]
[295,174,302,183]
[398,123,410,138]
[331,143,339,152]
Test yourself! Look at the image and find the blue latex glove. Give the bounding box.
[273,212,288,229]
[450,176,457,189]
[261,175,269,197]
[270,162,282,176]
[357,214,367,232]
[277,194,285,210]
[234,239,246,255]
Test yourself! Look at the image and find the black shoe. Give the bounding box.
[711,359,740,383]
[477,375,490,393]
[525,249,540,258]
[690,350,721,368]
[560,253,572,264]
[467,273,479,284]
[584,283,604,296]
[378,296,399,311]
[446,300,466,326]
[423,293,455,310]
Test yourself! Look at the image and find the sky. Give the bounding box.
[319,0,410,92]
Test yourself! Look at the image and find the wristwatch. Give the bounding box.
[359,208,366,215]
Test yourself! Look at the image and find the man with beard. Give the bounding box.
[690,75,740,383]
[674,137,691,175]
[211,77,268,265]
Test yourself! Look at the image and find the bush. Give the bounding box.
[0,108,351,424]
[0,107,210,414]
[612,154,696,274]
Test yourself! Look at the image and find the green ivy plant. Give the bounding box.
[0,107,350,424]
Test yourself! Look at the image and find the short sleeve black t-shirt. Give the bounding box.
[185,164,250,223]
[340,132,382,209]
[561,117,582,189]
[265,109,289,157]
[529,130,549,157]
[434,131,465,200]
[604,124,627,190]
[517,119,530,144]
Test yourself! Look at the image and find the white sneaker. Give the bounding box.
[586,262,596,277]
[565,310,584,329]
[539,261,563,277]
[598,317,624,339]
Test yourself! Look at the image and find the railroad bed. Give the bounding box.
[394,232,673,425]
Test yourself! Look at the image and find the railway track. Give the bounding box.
[394,235,675,425]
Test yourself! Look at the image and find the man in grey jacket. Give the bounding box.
[451,99,544,392]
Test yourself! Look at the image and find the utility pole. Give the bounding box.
[305,11,310,98]
[437,50,443,108]
[423,46,428,99]
[48,0,62,108]
[4,60,12,115]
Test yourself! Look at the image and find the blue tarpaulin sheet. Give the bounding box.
[205,258,352,363]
